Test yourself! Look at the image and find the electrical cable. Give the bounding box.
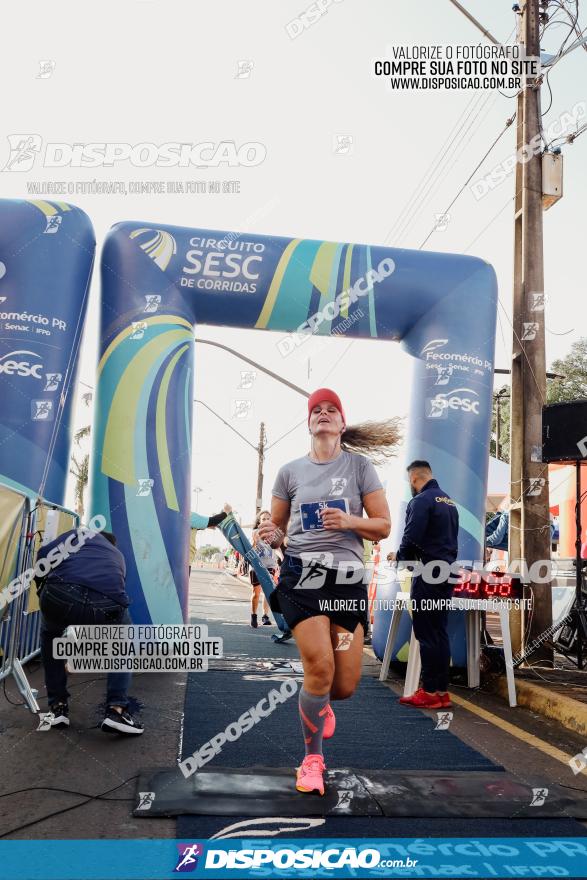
[464,192,516,254]
[403,91,502,245]
[544,2,580,64]
[194,399,258,453]
[557,0,584,50]
[0,785,136,802]
[0,776,139,839]
[266,338,355,453]
[265,418,306,452]
[524,665,563,684]
[2,678,25,706]
[496,298,547,407]
[549,121,587,147]
[541,66,554,116]
[558,782,587,793]
[390,24,516,245]
[385,90,487,244]
[396,91,497,246]
[418,116,516,249]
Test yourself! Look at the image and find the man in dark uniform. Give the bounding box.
[390,460,459,709]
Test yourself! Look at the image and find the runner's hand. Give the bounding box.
[258,520,282,546]
[319,507,351,530]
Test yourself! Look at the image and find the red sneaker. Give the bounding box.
[399,688,442,709]
[437,691,452,708]
[322,704,336,739]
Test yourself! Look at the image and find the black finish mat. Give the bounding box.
[135,766,379,818]
[135,766,587,818]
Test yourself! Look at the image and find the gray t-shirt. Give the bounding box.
[272,450,383,571]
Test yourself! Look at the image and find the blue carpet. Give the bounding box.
[177,619,586,838]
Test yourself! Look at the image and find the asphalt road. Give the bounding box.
[1,565,585,841]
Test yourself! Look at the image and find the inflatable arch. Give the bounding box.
[89,220,498,664]
[0,199,95,502]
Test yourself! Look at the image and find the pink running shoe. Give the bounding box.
[296,754,326,795]
[322,703,336,739]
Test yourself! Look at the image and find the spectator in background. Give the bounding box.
[581,528,587,561]
[250,510,277,627]
[363,539,373,566]
[485,510,509,553]
[550,515,559,554]
[485,510,555,557]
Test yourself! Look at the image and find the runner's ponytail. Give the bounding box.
[340,418,403,465]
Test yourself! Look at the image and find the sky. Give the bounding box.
[2,0,586,555]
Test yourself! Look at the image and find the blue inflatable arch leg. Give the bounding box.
[0,199,95,503]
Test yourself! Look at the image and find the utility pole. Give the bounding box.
[255,422,266,517]
[509,0,552,659]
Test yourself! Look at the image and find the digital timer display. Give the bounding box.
[453,570,524,601]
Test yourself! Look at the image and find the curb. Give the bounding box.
[492,675,587,737]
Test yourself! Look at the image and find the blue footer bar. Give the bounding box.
[0,838,586,879]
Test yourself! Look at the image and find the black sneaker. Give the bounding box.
[101,707,144,736]
[48,701,70,728]
[261,614,271,626]
[250,613,258,628]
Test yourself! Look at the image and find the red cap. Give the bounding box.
[307,388,346,427]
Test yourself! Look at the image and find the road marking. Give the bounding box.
[450,692,587,777]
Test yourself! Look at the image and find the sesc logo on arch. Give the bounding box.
[426,387,480,419]
[0,350,44,379]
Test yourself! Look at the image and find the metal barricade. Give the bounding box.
[0,482,79,712]
[0,484,31,686]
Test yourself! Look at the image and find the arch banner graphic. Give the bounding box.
[0,199,95,502]
[90,221,497,663]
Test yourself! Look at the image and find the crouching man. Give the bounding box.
[36,526,143,736]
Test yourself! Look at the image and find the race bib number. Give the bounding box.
[300,498,349,531]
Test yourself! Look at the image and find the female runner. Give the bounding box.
[258,388,400,795]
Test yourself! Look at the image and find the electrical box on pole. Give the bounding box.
[542,151,563,209]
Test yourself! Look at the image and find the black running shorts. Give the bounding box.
[269,554,368,634]
[249,567,275,588]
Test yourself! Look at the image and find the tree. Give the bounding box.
[489,338,587,465]
[199,545,221,562]
[70,452,89,517]
[69,425,91,517]
[547,337,587,404]
[491,386,511,463]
